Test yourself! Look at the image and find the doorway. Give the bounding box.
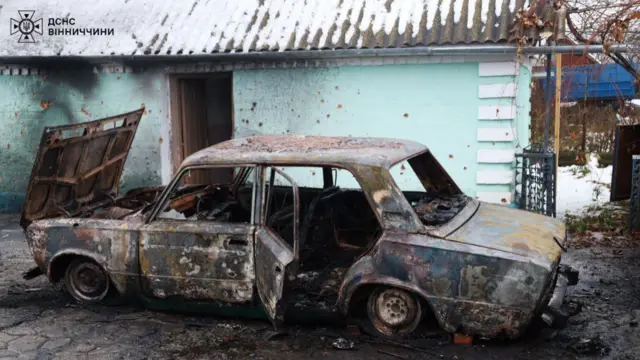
[169,73,234,185]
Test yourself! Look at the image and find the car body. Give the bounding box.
[21,108,577,339]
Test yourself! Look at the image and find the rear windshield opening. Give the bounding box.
[390,151,469,226]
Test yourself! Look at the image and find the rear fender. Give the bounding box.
[337,255,450,332]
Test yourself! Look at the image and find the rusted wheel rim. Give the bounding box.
[375,289,415,327]
[367,288,422,336]
[68,262,109,302]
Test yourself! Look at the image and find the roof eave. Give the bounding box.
[0,44,635,65]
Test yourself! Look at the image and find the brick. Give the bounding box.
[453,333,473,346]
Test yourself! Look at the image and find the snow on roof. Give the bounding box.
[0,0,532,57]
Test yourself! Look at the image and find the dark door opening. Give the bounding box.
[170,73,233,185]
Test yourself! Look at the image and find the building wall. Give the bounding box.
[0,67,167,212]
[233,60,531,204]
[0,56,532,212]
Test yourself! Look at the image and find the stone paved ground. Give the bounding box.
[0,214,639,360]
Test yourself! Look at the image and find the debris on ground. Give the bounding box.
[263,330,288,341]
[332,337,355,350]
[452,333,473,346]
[362,338,444,358]
[377,349,409,359]
[569,337,611,356]
[344,324,361,336]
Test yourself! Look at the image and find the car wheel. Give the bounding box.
[365,287,423,338]
[64,258,110,304]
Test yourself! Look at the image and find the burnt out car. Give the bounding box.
[21,108,577,340]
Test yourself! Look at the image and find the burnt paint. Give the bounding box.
[20,108,145,229]
[338,231,556,339]
[254,227,295,322]
[26,218,143,297]
[21,133,569,340]
[138,220,256,304]
[26,215,260,306]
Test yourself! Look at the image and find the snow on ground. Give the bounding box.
[556,154,612,219]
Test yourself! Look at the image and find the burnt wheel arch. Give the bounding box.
[49,254,123,304]
[346,283,439,334]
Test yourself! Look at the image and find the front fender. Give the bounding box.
[46,249,135,295]
[30,219,141,297]
[47,249,108,280]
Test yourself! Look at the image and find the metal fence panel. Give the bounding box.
[515,146,557,217]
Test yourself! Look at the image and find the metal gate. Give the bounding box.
[515,145,557,217]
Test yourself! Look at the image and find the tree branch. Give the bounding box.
[566,9,640,86]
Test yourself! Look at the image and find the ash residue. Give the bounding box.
[412,194,469,226]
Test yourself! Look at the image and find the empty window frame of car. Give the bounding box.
[154,166,257,224]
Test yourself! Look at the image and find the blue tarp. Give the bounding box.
[540,63,637,101]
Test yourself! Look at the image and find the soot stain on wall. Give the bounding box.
[35,59,100,125]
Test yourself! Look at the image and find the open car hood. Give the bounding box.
[20,108,145,229]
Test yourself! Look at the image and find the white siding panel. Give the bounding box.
[476,170,514,185]
[478,62,518,76]
[476,191,514,204]
[478,83,517,98]
[478,105,517,120]
[477,128,516,142]
[477,149,516,163]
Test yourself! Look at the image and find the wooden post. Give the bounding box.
[554,54,562,169]
[554,54,562,216]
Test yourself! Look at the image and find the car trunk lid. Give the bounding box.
[443,202,566,265]
[20,108,145,229]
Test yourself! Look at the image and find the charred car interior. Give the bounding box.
[21,110,579,341]
[147,165,384,313]
[155,158,473,314]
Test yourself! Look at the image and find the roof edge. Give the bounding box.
[0,45,634,64]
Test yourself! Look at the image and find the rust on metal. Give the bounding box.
[179,135,428,169]
[21,124,575,341]
[20,107,145,229]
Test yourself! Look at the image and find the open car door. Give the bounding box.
[255,167,300,326]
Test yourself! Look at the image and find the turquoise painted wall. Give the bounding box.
[0,60,531,212]
[0,70,166,212]
[233,62,531,196]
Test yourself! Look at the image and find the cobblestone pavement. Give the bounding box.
[0,215,639,360]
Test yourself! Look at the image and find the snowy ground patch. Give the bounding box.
[557,155,612,219]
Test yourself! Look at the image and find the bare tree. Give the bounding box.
[565,0,640,83]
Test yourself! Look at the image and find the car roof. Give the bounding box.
[180,135,428,169]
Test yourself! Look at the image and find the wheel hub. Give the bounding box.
[375,289,414,327]
[71,263,107,297]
